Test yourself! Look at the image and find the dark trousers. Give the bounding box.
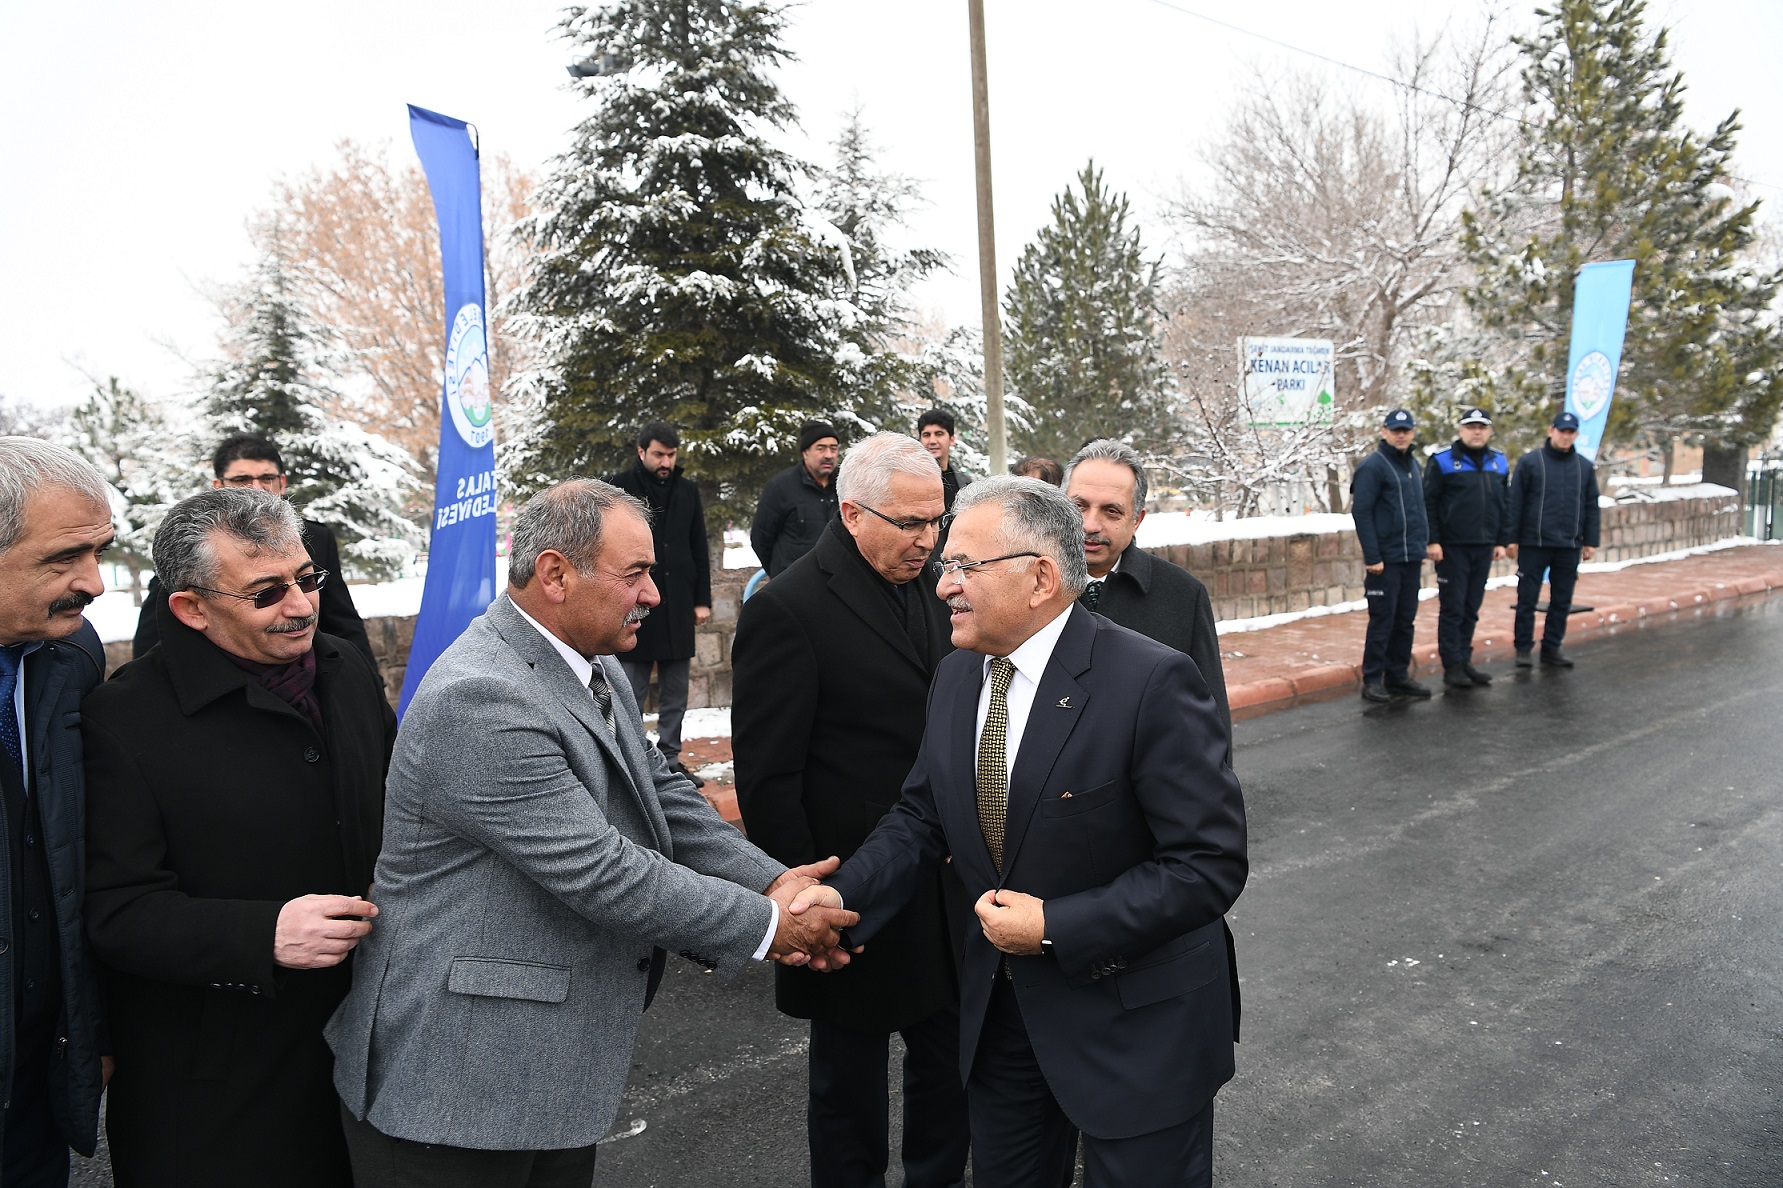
[617,657,691,762]
[808,1006,969,1188]
[967,980,1212,1188]
[340,1105,597,1188]
[1513,546,1582,652]
[1434,544,1495,667]
[1,1050,69,1188]
[1361,561,1423,684]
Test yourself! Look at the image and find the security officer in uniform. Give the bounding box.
[1350,409,1431,703]
[1423,408,1510,689]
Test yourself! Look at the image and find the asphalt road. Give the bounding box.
[72,595,1783,1187]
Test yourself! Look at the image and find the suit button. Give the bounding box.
[0,937,9,954]
[637,957,651,972]
[303,747,320,763]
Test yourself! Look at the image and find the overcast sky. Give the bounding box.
[2,0,1777,412]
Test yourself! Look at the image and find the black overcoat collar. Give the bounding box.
[154,596,342,731]
[1109,542,1155,594]
[813,518,944,678]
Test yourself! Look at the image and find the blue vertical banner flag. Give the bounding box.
[1563,259,1637,461]
[400,105,498,717]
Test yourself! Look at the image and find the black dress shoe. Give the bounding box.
[1384,677,1433,699]
[670,760,707,788]
[1443,667,1474,689]
[1540,648,1575,668]
[1361,683,1393,703]
[1463,663,1493,685]
[1515,649,1533,667]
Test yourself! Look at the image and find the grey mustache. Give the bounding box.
[625,606,651,624]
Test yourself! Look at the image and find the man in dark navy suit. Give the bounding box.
[815,476,1248,1188]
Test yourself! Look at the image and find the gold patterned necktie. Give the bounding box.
[977,657,1016,872]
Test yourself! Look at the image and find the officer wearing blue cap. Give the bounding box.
[1423,408,1510,688]
[1350,408,1431,702]
[1505,410,1601,666]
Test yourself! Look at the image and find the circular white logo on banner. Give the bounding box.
[1570,350,1614,422]
[444,303,494,449]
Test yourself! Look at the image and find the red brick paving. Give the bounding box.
[689,543,1783,825]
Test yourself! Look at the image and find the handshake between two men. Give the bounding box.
[763,855,863,969]
[769,856,1051,970]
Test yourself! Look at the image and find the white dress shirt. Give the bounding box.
[510,601,779,960]
[975,605,1073,785]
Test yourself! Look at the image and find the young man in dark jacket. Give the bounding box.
[1423,408,1511,689]
[1505,411,1601,667]
[0,438,112,1186]
[608,423,712,786]
[1351,409,1432,703]
[750,420,841,577]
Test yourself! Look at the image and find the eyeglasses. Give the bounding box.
[930,552,1040,580]
[858,504,953,535]
[187,569,328,610]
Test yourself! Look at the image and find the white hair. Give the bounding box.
[836,432,944,508]
[0,436,112,554]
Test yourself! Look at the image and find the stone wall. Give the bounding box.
[108,491,1737,708]
[1168,489,1742,623]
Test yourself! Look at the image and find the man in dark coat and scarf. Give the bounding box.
[733,431,970,1188]
[82,488,392,1187]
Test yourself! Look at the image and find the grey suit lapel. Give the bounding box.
[598,655,671,853]
[487,597,666,850]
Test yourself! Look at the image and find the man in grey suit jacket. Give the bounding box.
[327,479,854,1187]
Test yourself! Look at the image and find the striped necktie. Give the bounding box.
[976,657,1016,872]
[588,663,617,735]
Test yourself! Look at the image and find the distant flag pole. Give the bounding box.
[1563,260,1636,462]
[399,105,498,717]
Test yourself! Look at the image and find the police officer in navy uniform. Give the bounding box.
[1350,408,1431,703]
[1506,410,1601,667]
[1423,408,1511,689]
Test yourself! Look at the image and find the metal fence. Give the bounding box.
[1749,454,1783,541]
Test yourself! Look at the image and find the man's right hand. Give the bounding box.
[1426,544,1444,563]
[274,894,378,970]
[1365,561,1385,574]
[767,883,858,969]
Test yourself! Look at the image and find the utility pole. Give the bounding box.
[967,0,1008,474]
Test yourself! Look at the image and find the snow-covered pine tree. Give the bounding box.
[65,377,207,602]
[508,0,867,541]
[1459,0,1783,460]
[1003,161,1174,463]
[812,107,949,438]
[212,238,421,580]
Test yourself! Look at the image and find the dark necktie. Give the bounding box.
[588,663,617,735]
[1082,579,1105,612]
[0,645,23,784]
[976,657,1015,872]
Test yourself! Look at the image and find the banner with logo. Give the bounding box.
[1563,259,1636,461]
[400,105,497,717]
